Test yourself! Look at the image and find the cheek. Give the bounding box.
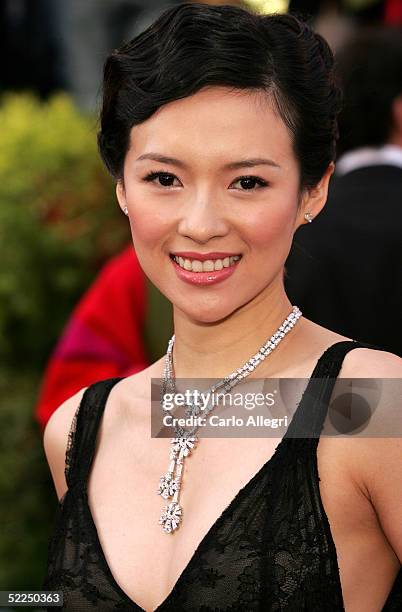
[126,190,172,248]
[126,207,168,288]
[243,196,297,253]
[131,210,169,246]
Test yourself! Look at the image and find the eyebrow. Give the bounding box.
[136,153,281,170]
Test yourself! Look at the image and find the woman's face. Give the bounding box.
[117,86,331,323]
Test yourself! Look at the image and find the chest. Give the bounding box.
[87,432,283,609]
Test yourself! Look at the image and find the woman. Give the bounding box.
[42,3,402,610]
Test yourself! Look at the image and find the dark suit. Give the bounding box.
[285,164,402,356]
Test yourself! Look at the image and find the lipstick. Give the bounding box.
[169,253,241,286]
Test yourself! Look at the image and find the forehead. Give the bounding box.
[128,86,295,167]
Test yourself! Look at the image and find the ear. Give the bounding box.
[294,161,335,231]
[116,179,127,213]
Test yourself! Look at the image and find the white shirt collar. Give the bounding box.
[335,144,402,176]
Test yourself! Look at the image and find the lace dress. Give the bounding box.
[43,341,402,610]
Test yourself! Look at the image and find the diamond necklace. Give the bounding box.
[157,305,302,534]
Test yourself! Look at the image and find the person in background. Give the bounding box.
[285,26,402,356]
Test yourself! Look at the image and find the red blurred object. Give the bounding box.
[385,0,402,23]
[35,245,150,430]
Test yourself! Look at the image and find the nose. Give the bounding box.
[176,196,229,244]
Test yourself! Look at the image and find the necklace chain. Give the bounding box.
[157,305,302,533]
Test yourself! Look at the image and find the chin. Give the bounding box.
[174,297,242,325]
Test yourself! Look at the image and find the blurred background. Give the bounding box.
[0,0,401,603]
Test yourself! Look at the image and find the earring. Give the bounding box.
[123,206,129,216]
[304,212,313,223]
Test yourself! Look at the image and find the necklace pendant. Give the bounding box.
[157,438,197,533]
[157,471,180,499]
[171,436,197,457]
[159,501,183,533]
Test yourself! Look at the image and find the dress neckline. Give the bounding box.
[83,434,287,611]
[75,340,359,611]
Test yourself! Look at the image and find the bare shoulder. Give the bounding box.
[341,345,402,377]
[43,387,87,501]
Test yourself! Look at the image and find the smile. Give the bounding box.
[169,253,242,286]
[170,254,241,273]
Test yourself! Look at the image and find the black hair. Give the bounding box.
[335,26,402,156]
[98,2,342,191]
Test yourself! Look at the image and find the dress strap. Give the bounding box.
[64,377,123,489]
[284,340,384,440]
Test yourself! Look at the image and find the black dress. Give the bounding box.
[43,340,402,610]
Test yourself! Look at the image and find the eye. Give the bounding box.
[230,176,268,191]
[142,170,181,188]
[141,171,269,191]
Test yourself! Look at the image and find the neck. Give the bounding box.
[170,281,300,380]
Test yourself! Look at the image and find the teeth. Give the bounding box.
[203,260,214,272]
[191,260,203,272]
[173,255,241,272]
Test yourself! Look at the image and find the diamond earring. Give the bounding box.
[123,206,129,216]
[304,212,313,223]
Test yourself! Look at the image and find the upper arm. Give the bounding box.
[342,348,402,565]
[43,387,87,502]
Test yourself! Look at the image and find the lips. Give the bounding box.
[169,252,241,286]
